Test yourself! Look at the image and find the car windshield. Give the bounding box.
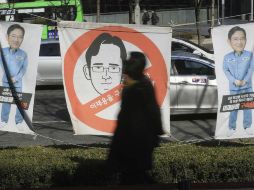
[173,59,215,76]
[177,38,214,54]
[172,51,215,64]
[39,42,60,57]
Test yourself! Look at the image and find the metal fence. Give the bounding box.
[84,8,218,26]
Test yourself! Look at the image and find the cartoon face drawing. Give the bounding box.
[83,33,127,94]
[85,44,122,94]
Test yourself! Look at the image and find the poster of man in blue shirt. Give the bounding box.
[223,26,254,137]
[0,24,28,131]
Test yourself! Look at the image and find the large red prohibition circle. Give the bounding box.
[64,26,168,133]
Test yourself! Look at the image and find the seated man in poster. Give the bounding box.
[223,26,254,136]
[0,24,28,130]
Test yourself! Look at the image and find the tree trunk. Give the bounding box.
[194,0,203,45]
[129,0,133,24]
[195,5,201,45]
[96,0,100,23]
[211,0,215,27]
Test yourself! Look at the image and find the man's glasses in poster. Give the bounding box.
[91,65,122,73]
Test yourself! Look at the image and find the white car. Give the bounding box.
[37,39,215,85]
[37,40,62,85]
[170,51,217,115]
[172,38,214,61]
[36,40,218,115]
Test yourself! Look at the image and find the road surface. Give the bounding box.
[0,86,217,147]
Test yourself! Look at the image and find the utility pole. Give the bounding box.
[96,0,100,23]
[134,0,140,24]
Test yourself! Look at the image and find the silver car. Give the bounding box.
[37,41,218,114]
[170,51,217,115]
[37,40,62,85]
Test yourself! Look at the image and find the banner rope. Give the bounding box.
[23,11,254,29]
[27,12,60,23]
[32,132,91,148]
[19,11,249,147]
[0,11,253,147]
[170,134,214,144]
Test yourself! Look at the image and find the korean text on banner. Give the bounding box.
[58,21,171,135]
[212,23,254,139]
[0,22,42,135]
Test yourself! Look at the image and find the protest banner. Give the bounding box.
[58,21,171,135]
[212,23,254,139]
[0,22,42,134]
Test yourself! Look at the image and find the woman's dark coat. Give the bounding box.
[108,76,163,173]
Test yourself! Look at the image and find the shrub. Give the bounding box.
[0,141,254,188]
[154,141,254,183]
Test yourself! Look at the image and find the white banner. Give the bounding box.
[212,23,254,139]
[0,22,42,134]
[58,21,171,135]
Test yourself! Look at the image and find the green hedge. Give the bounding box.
[1,141,254,188]
[154,141,254,183]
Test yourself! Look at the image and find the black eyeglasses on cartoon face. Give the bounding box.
[91,64,121,73]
